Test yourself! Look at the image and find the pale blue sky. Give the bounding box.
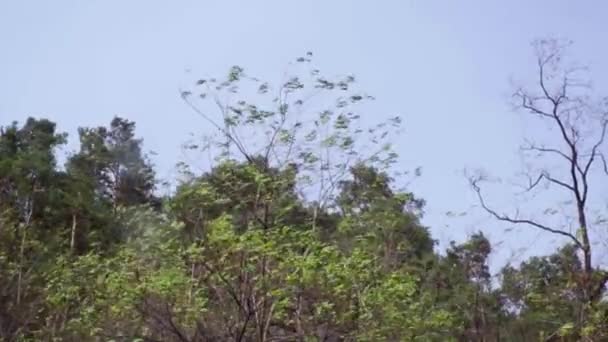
[2,1,607,271]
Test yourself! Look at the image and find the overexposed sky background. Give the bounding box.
[2,1,607,273]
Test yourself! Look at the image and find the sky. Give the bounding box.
[1,1,607,272]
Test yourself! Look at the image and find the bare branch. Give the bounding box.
[264,84,289,163]
[580,120,607,203]
[516,92,553,118]
[541,172,576,192]
[582,120,607,177]
[522,173,544,192]
[599,153,608,176]
[181,89,224,135]
[521,140,573,163]
[470,177,583,248]
[181,91,253,164]
[519,168,575,194]
[538,55,558,105]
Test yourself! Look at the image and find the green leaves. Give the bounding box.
[179,55,404,217]
[228,65,245,82]
[3,50,606,342]
[40,195,454,341]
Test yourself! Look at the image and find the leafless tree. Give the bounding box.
[470,38,608,320]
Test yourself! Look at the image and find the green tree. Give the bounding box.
[499,244,608,340]
[65,116,157,251]
[0,118,67,339]
[68,116,156,210]
[335,164,433,270]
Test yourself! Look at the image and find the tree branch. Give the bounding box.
[521,140,573,164]
[541,172,576,192]
[538,52,560,105]
[470,177,583,248]
[581,120,607,203]
[599,153,608,176]
[181,91,253,164]
[520,171,575,193]
[518,93,553,118]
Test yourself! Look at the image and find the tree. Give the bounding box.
[499,244,585,340]
[470,38,608,336]
[68,116,156,210]
[2,57,456,341]
[171,157,307,240]
[41,206,458,341]
[65,116,157,250]
[423,232,505,341]
[0,118,67,339]
[12,48,608,341]
[447,232,500,340]
[179,53,403,230]
[336,163,433,269]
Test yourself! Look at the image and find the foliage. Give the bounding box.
[0,48,607,341]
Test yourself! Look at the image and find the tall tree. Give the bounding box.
[470,38,608,336]
[0,118,66,338]
[500,244,586,340]
[65,117,157,250]
[68,116,156,210]
[336,164,433,268]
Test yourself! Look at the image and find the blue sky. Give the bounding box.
[1,1,607,271]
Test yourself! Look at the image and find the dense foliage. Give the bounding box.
[0,45,606,341]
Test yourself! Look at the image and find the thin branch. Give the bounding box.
[538,53,559,105]
[519,94,553,118]
[236,308,253,342]
[599,153,608,176]
[522,173,544,192]
[583,120,608,175]
[181,91,253,164]
[214,95,251,161]
[164,302,191,342]
[470,178,583,248]
[199,261,247,314]
[521,140,573,164]
[542,172,576,192]
[264,84,289,163]
[181,90,224,135]
[581,120,607,202]
[520,171,575,193]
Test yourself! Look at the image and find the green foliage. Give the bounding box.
[1,53,607,341]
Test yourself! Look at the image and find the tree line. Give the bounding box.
[0,39,606,341]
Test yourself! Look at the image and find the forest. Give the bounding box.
[1,39,607,341]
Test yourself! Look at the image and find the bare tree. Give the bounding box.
[470,38,608,323]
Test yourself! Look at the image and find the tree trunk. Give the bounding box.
[16,201,32,305]
[295,291,304,341]
[70,213,77,253]
[576,203,594,330]
[576,204,591,288]
[16,224,27,305]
